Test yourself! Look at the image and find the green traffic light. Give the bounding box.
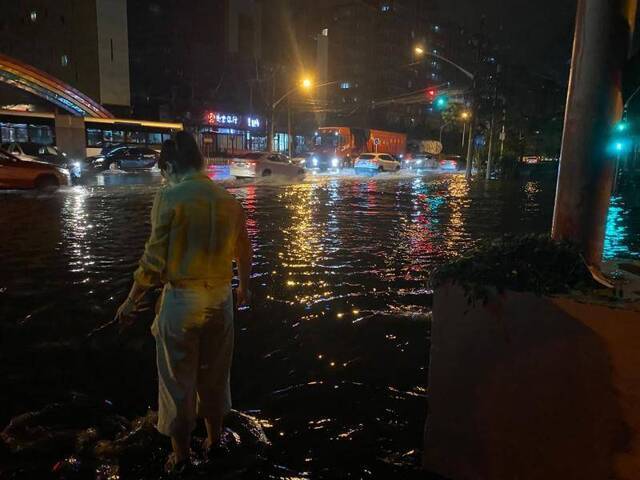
[434,95,448,110]
[615,121,629,132]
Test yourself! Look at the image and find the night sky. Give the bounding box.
[437,0,577,78]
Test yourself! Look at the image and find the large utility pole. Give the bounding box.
[551,0,637,266]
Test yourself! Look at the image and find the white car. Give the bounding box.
[354,152,401,174]
[229,152,305,178]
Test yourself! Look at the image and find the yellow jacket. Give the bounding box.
[134,171,245,300]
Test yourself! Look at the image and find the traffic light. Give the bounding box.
[434,94,448,110]
[614,120,629,133]
[426,88,437,100]
[608,120,632,155]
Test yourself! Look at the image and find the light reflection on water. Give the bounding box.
[0,171,637,477]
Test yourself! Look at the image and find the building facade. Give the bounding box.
[0,0,130,112]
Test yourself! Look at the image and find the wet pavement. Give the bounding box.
[1,167,638,478]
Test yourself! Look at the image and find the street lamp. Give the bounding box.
[269,74,314,152]
[412,45,476,178]
[460,111,471,151]
[301,77,313,90]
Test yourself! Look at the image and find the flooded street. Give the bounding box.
[1,169,638,478]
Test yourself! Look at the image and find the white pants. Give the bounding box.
[152,284,234,437]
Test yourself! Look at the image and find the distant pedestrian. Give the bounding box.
[115,131,252,474]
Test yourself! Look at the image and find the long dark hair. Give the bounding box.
[159,131,204,174]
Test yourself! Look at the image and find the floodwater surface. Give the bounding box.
[1,169,638,478]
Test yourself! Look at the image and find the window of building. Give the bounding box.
[340,82,351,89]
[29,11,37,23]
[28,125,53,145]
[87,129,103,147]
[148,132,163,146]
[61,54,69,67]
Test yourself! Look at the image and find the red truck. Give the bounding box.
[308,126,407,170]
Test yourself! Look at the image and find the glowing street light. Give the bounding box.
[301,77,313,90]
[461,111,471,120]
[414,46,425,57]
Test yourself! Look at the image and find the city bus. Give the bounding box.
[0,109,183,157]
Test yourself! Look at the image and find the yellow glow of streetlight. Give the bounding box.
[461,111,471,120]
[414,46,425,56]
[301,77,313,90]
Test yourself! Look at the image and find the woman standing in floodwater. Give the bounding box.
[115,131,252,474]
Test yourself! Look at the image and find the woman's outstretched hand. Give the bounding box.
[115,297,137,327]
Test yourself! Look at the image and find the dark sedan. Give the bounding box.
[87,146,159,171]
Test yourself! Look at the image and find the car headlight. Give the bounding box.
[331,158,339,168]
[73,161,82,168]
[416,159,423,165]
[312,157,318,167]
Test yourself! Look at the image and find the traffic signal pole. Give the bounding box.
[551,0,637,267]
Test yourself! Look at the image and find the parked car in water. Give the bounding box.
[403,153,438,170]
[290,152,312,166]
[354,152,401,174]
[86,146,159,171]
[229,152,305,178]
[1,142,83,180]
[303,152,345,171]
[0,148,70,190]
[439,155,462,171]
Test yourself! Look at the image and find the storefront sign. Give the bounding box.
[205,111,262,129]
[206,112,239,126]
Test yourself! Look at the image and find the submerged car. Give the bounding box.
[354,152,401,174]
[1,142,82,179]
[229,152,304,178]
[0,148,70,190]
[303,153,344,171]
[403,153,438,170]
[439,155,462,171]
[87,146,159,171]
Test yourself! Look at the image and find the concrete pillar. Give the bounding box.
[55,114,86,161]
[551,0,637,266]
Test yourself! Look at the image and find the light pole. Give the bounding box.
[439,123,447,143]
[268,75,313,152]
[461,111,470,153]
[414,45,476,177]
